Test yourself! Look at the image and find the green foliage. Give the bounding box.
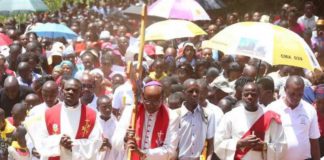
[43,0,63,12]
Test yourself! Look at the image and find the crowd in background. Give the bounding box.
[0,0,323,159]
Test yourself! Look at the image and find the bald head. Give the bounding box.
[165,47,176,57]
[80,73,95,83]
[11,103,26,115]
[41,81,59,107]
[143,85,163,97]
[42,81,58,92]
[4,76,19,88]
[17,62,30,71]
[11,103,27,126]
[284,76,305,108]
[26,41,40,52]
[242,65,257,79]
[4,76,20,99]
[142,83,163,113]
[286,75,304,88]
[25,93,41,108]
[183,78,198,89]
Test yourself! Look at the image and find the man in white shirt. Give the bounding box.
[80,73,98,112]
[112,79,134,117]
[109,81,179,160]
[267,76,321,160]
[178,79,215,160]
[198,78,223,133]
[298,1,318,32]
[214,82,287,160]
[17,62,40,88]
[29,78,102,160]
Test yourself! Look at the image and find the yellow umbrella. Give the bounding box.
[145,19,206,41]
[204,22,321,71]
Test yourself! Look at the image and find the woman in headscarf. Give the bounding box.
[60,60,74,76]
[176,42,197,68]
[90,68,112,97]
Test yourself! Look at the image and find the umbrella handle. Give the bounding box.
[256,60,262,81]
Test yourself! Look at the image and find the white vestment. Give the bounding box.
[97,114,117,160]
[26,102,50,160]
[29,102,103,160]
[109,104,180,160]
[28,103,50,117]
[214,105,287,160]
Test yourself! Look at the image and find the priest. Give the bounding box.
[29,78,102,160]
[214,82,287,160]
[109,81,180,160]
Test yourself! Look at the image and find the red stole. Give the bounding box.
[131,104,170,160]
[234,110,281,160]
[45,103,97,160]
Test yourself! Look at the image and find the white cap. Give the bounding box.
[99,31,111,39]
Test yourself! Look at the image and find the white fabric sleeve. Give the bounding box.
[145,110,180,160]
[25,113,62,159]
[71,117,103,160]
[112,87,123,110]
[309,108,321,139]
[207,109,216,139]
[214,113,238,160]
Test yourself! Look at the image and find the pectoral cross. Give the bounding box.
[82,120,91,137]
[156,131,164,146]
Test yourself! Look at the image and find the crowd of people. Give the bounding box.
[0,0,323,159]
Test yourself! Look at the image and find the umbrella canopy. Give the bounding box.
[123,4,142,15]
[28,23,78,40]
[148,0,210,21]
[0,0,48,15]
[196,0,226,10]
[205,22,320,71]
[145,20,206,41]
[0,33,13,46]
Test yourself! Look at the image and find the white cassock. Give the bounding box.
[109,104,180,160]
[97,114,118,160]
[26,102,51,160]
[87,95,98,112]
[214,105,287,160]
[29,102,102,160]
[29,102,50,117]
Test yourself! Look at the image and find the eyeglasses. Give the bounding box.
[143,97,162,105]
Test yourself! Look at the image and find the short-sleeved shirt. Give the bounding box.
[267,99,320,160]
[112,81,134,113]
[298,15,318,32]
[178,103,215,159]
